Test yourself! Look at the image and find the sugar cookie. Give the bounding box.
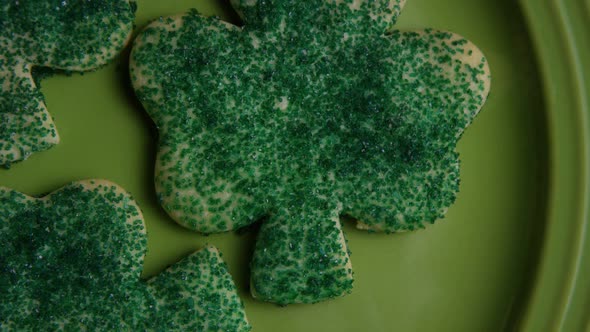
[0,1,136,167]
[130,0,490,304]
[0,180,250,331]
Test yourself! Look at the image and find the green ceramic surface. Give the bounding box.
[0,0,587,331]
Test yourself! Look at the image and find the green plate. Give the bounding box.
[1,0,588,331]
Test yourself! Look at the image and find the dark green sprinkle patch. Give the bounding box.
[0,180,251,331]
[0,0,136,167]
[130,0,491,304]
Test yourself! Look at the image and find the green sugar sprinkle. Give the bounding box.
[131,0,491,304]
[0,0,136,167]
[0,181,250,331]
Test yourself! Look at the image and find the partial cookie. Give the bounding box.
[148,246,251,331]
[130,0,490,304]
[0,1,136,167]
[0,180,250,331]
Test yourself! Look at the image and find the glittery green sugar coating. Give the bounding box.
[130,0,491,304]
[0,0,136,167]
[0,180,251,331]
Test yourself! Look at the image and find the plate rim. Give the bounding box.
[518,0,590,330]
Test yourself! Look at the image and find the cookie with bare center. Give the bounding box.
[130,0,491,305]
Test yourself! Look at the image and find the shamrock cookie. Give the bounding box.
[0,0,136,167]
[130,0,490,304]
[0,180,250,331]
